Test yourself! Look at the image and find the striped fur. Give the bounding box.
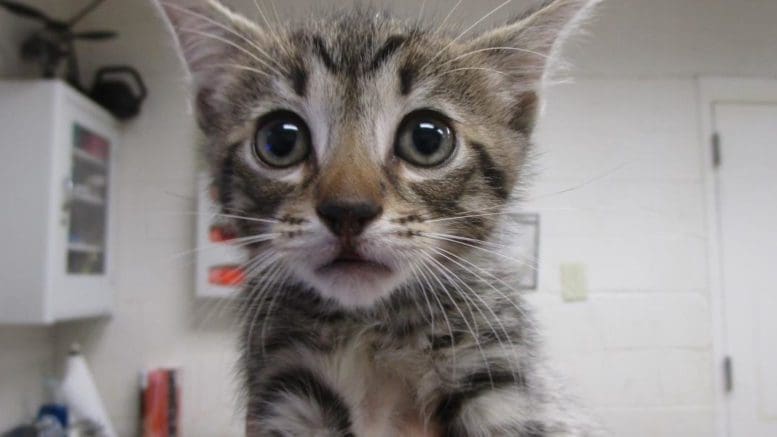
[155,0,602,435]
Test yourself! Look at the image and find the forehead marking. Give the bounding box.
[368,35,407,72]
[309,34,412,80]
[469,142,510,200]
[399,64,416,96]
[289,64,308,97]
[312,36,337,73]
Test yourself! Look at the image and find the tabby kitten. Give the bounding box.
[156,0,600,435]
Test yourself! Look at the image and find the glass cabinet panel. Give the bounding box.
[66,124,110,275]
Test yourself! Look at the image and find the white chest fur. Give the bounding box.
[266,334,441,437]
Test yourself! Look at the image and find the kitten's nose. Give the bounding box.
[316,200,383,238]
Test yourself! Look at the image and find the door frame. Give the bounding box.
[697,77,777,437]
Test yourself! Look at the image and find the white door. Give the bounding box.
[714,102,777,436]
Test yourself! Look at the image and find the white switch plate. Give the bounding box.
[560,263,588,302]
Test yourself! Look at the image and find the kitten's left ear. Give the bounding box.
[466,0,600,80]
[464,0,601,129]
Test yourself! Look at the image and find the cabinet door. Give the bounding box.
[49,87,119,321]
[65,123,111,275]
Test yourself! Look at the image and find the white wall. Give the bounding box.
[27,0,777,436]
[566,0,777,78]
[0,0,77,430]
[527,79,714,436]
[0,328,54,430]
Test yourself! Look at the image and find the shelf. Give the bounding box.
[73,148,107,169]
[72,185,105,206]
[68,242,104,254]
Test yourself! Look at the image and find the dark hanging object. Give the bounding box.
[0,0,117,90]
[89,66,147,120]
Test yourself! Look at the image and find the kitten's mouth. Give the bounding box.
[316,249,392,276]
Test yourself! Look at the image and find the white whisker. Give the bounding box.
[525,163,628,201]
[434,0,463,36]
[410,251,458,379]
[417,252,495,388]
[425,232,539,267]
[244,257,285,356]
[252,0,293,59]
[420,232,538,271]
[204,63,274,79]
[417,0,427,24]
[215,213,280,224]
[422,247,522,374]
[153,210,279,223]
[423,0,514,69]
[438,67,509,77]
[424,211,513,224]
[428,244,530,320]
[167,233,277,263]
[444,46,550,65]
[178,28,284,77]
[258,265,289,354]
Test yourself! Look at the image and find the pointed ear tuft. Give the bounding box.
[152,0,263,85]
[465,0,600,84]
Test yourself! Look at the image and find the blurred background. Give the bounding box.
[1,0,776,435]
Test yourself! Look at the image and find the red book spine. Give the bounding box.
[142,370,170,437]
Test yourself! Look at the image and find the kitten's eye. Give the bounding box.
[395,110,456,168]
[253,111,311,168]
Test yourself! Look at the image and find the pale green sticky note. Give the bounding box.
[560,263,588,302]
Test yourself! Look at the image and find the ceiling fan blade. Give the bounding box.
[0,0,69,31]
[0,0,51,21]
[67,0,106,26]
[71,30,118,40]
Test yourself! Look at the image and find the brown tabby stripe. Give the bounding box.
[469,142,510,200]
[256,368,355,437]
[399,63,416,95]
[368,35,407,72]
[409,164,477,216]
[289,63,308,97]
[509,92,539,132]
[232,158,294,217]
[218,143,239,208]
[435,370,529,435]
[311,35,337,72]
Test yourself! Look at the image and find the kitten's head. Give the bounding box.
[157,0,595,308]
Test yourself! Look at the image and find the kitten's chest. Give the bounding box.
[312,332,439,436]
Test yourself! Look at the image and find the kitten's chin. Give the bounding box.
[305,260,401,309]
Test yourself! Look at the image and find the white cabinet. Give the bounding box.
[0,80,119,324]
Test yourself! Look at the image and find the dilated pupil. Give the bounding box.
[265,122,299,157]
[412,122,444,156]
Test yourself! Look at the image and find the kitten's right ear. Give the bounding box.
[152,0,263,85]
